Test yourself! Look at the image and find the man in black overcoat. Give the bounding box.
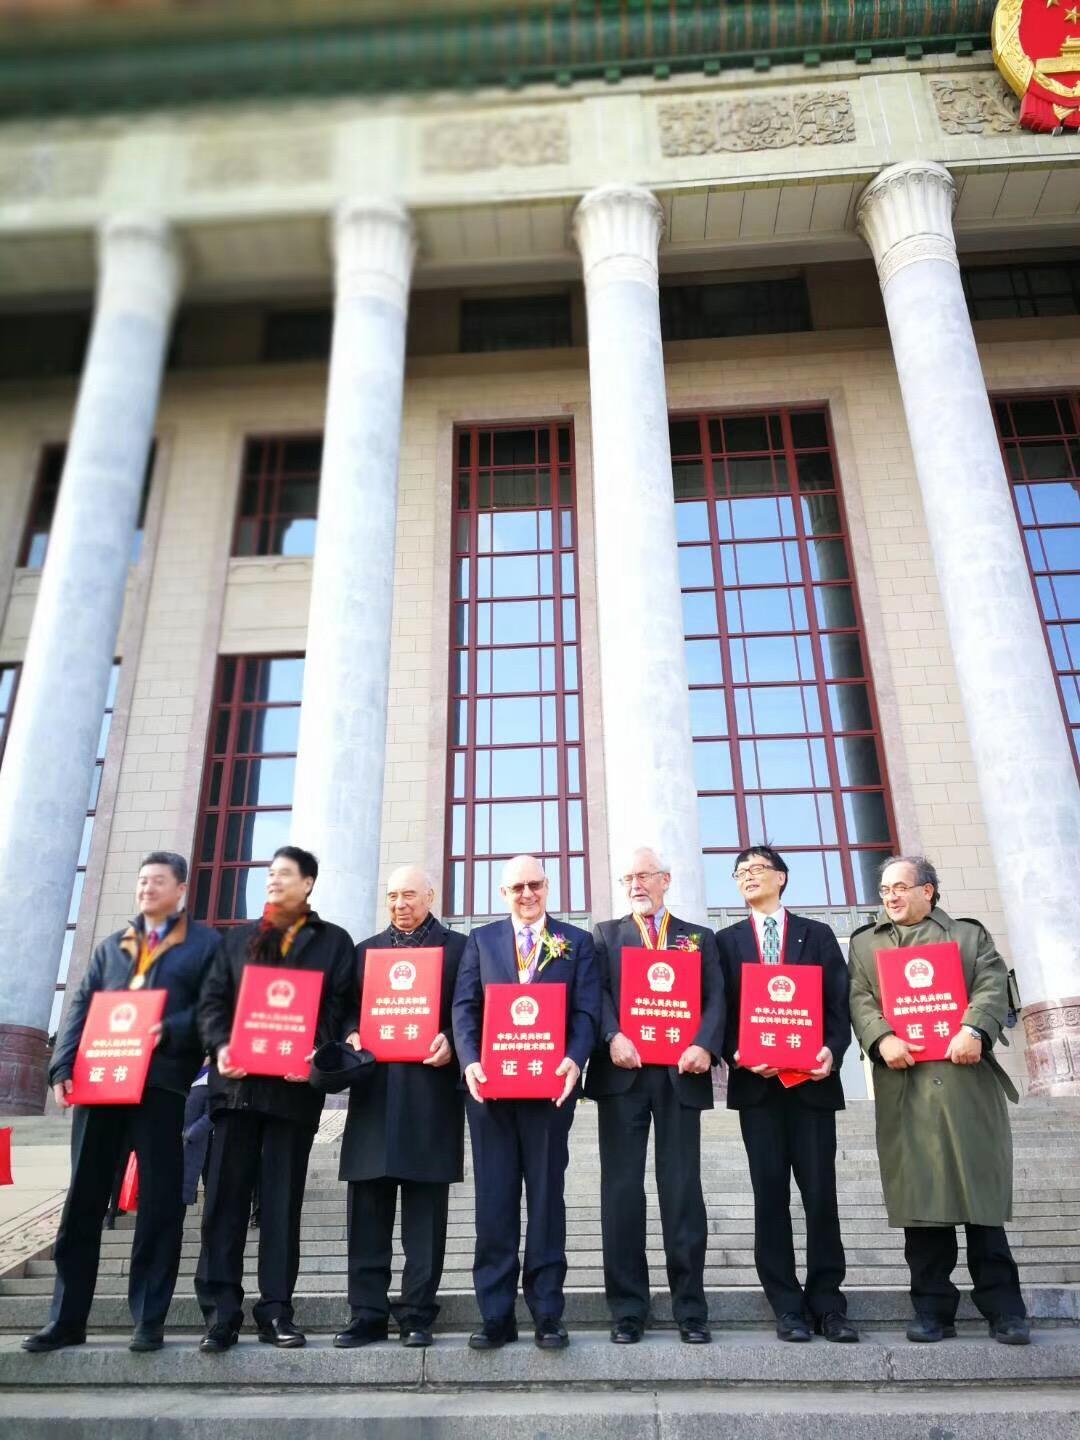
[334,865,466,1349]
[716,844,857,1344]
[584,846,724,1345]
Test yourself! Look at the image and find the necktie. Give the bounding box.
[518,926,536,980]
[763,915,780,965]
[146,929,160,953]
[646,913,659,946]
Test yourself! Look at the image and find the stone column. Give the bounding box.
[573,185,706,921]
[857,161,1080,1096]
[0,216,180,1114]
[290,198,415,942]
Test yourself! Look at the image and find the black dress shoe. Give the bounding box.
[333,1319,388,1348]
[468,1319,519,1350]
[905,1316,957,1343]
[989,1314,1031,1346]
[199,1324,239,1354]
[776,1312,812,1342]
[400,1328,433,1347]
[257,1316,305,1348]
[534,1318,569,1350]
[129,1326,165,1352]
[21,1323,86,1354]
[816,1312,859,1344]
[610,1318,644,1344]
[678,1321,712,1344]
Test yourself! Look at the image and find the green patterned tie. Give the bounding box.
[763,915,780,965]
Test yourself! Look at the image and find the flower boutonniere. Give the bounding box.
[537,930,570,974]
[672,932,702,953]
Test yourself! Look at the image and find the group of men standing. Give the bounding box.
[22,838,1030,1355]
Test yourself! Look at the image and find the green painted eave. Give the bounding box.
[0,2,996,119]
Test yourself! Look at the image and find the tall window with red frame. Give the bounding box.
[233,435,321,557]
[447,423,588,917]
[671,408,897,909]
[19,443,153,569]
[992,393,1080,768]
[191,655,303,925]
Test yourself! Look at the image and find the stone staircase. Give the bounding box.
[1,1097,1079,1437]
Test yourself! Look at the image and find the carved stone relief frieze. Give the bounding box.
[658,91,855,157]
[421,114,569,173]
[929,76,1019,136]
[187,130,331,190]
[0,142,106,202]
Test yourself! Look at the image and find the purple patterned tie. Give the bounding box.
[518,926,537,982]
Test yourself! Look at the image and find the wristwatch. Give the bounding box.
[962,1025,982,1042]
[604,1030,618,1045]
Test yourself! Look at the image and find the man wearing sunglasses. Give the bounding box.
[716,845,857,1344]
[584,847,724,1346]
[452,854,599,1351]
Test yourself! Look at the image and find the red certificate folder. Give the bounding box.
[480,983,567,1100]
[359,947,443,1061]
[228,965,324,1078]
[619,946,702,1065]
[738,963,822,1072]
[67,989,166,1105]
[875,941,969,1062]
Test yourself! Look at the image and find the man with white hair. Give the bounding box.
[335,865,467,1349]
[452,855,600,1351]
[584,847,724,1345]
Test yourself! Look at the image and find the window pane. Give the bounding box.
[679,547,714,587]
[685,640,724,684]
[693,740,733,791]
[833,735,883,787]
[842,791,891,844]
[828,684,873,732]
[698,795,739,847]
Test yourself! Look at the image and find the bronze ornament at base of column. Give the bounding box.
[0,1024,49,1115]
[1022,998,1080,1098]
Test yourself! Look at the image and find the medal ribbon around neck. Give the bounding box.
[633,910,672,950]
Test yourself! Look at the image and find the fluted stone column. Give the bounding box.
[290,199,415,941]
[0,216,180,1114]
[857,161,1080,1096]
[573,185,706,921]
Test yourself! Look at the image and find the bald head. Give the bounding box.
[386,864,435,934]
[499,854,549,927]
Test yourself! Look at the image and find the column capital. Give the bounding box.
[333,196,416,309]
[855,161,958,288]
[97,213,181,320]
[572,184,664,291]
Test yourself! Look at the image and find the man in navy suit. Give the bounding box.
[452,854,600,1351]
[716,845,858,1344]
[584,847,724,1345]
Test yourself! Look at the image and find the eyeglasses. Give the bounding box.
[619,870,665,886]
[878,882,929,899]
[733,864,776,881]
[506,880,545,896]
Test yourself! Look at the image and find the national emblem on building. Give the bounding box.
[995,0,1080,130]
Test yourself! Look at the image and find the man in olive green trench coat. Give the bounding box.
[848,855,1030,1346]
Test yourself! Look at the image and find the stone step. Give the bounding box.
[6,1385,1080,1440]
[2,1329,1080,1390]
[3,1285,1079,1334]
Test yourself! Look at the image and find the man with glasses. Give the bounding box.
[716,845,857,1344]
[584,847,724,1345]
[848,855,1029,1345]
[452,854,599,1351]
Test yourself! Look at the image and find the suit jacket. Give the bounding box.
[452,915,600,1077]
[716,911,851,1111]
[339,920,467,1185]
[582,913,725,1110]
[50,913,219,1096]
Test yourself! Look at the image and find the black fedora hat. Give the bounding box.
[309,1040,377,1094]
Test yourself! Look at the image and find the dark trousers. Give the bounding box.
[739,1098,847,1319]
[905,1224,1026,1322]
[346,1177,450,1330]
[597,1068,708,1326]
[50,1087,186,1333]
[194,1110,316,1331]
[466,1094,576,1324]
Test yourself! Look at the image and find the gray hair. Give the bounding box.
[880,854,940,907]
